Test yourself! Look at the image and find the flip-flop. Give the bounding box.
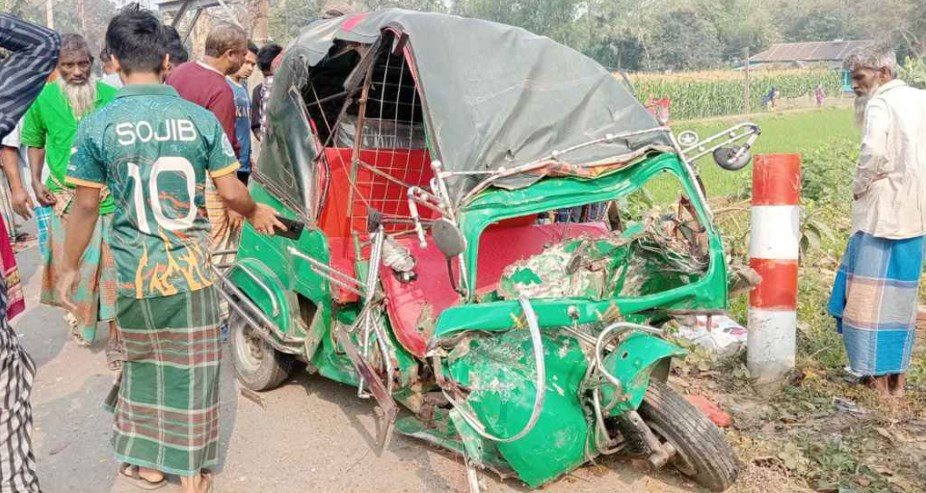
[106,340,125,372]
[119,464,166,490]
[66,313,91,348]
[199,470,214,493]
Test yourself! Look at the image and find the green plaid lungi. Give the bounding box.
[104,286,221,477]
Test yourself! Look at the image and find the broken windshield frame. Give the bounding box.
[458,152,721,306]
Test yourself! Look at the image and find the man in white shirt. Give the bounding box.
[99,47,123,89]
[0,119,38,241]
[828,45,926,397]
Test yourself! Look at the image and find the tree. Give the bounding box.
[704,0,779,62]
[645,7,724,71]
[453,0,585,51]
[269,0,447,44]
[856,0,926,59]
[773,0,862,42]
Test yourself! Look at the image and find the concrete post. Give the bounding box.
[747,154,800,394]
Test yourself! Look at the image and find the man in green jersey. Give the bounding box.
[20,33,121,359]
[58,8,282,493]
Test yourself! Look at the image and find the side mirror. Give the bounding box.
[432,219,467,258]
[713,146,752,171]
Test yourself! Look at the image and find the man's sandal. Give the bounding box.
[106,339,125,372]
[119,464,166,490]
[200,471,214,493]
[65,313,91,348]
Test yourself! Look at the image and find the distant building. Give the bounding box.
[748,40,875,91]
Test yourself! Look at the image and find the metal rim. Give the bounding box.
[647,421,698,477]
[232,313,266,374]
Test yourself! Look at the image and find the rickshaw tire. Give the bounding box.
[229,312,295,391]
[638,380,738,492]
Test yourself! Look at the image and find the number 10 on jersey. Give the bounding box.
[127,157,197,234]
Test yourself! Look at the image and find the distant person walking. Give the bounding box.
[815,83,826,108]
[763,86,779,112]
[828,45,926,397]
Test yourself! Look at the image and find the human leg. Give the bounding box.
[832,234,923,384]
[106,287,222,483]
[0,283,39,492]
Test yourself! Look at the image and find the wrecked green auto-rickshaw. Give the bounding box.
[220,9,760,492]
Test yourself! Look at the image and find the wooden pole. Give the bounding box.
[45,0,53,29]
[253,0,270,44]
[744,47,751,115]
[77,0,87,36]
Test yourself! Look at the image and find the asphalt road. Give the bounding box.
[11,225,699,493]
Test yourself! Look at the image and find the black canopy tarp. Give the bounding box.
[284,9,672,202]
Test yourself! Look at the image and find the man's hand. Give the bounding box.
[32,181,55,206]
[227,209,244,231]
[55,267,78,313]
[247,203,285,235]
[10,185,33,219]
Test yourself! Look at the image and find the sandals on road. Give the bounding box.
[65,313,91,348]
[106,338,125,372]
[119,464,166,490]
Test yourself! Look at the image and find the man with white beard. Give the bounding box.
[828,45,926,397]
[19,34,121,366]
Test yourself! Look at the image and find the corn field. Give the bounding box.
[625,69,843,121]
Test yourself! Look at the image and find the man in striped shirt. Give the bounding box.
[0,13,60,493]
[0,15,59,140]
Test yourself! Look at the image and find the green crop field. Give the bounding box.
[629,68,843,120]
[651,107,859,202]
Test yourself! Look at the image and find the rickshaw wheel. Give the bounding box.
[637,380,738,492]
[229,310,294,391]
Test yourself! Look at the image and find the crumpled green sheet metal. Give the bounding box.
[497,213,709,301]
[446,329,590,487]
[442,328,686,487]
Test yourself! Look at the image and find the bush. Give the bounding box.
[800,139,857,205]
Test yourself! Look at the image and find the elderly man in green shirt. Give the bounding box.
[20,33,120,364]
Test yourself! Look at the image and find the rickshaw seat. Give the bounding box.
[319,147,436,239]
[474,221,610,295]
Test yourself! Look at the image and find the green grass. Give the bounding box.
[664,107,858,200]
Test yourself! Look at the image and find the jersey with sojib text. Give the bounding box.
[67,84,239,299]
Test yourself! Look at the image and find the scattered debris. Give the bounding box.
[48,442,70,456]
[674,314,747,357]
[685,395,731,427]
[240,388,265,408]
[832,397,866,416]
[497,211,711,301]
[777,442,809,473]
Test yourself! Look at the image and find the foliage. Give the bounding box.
[644,8,724,71]
[900,57,926,89]
[263,0,923,72]
[800,139,857,204]
[453,0,587,53]
[7,0,116,57]
[775,1,862,43]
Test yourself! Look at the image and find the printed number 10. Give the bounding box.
[127,157,197,234]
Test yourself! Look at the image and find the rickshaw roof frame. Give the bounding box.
[282,9,673,205]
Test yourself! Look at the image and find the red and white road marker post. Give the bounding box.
[747,154,800,393]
